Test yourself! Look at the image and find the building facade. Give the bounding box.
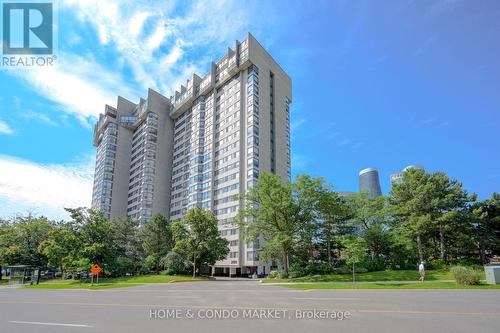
[91,33,292,276]
[358,167,382,198]
[390,165,424,188]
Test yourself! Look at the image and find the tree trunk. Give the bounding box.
[479,240,486,264]
[327,239,332,264]
[416,233,424,262]
[352,262,355,284]
[439,225,446,261]
[192,255,196,278]
[283,243,290,274]
[284,252,290,274]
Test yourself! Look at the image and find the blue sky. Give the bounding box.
[0,0,499,219]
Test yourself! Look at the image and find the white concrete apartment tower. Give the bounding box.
[91,33,292,276]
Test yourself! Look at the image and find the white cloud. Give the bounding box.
[3,0,276,125]
[20,111,58,127]
[0,120,15,135]
[0,0,283,220]
[4,53,138,125]
[0,155,94,220]
[60,0,268,97]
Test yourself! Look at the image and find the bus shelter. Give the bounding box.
[7,265,40,285]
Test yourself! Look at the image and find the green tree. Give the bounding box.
[160,251,191,275]
[390,169,473,263]
[471,193,500,262]
[172,208,229,277]
[38,223,80,275]
[316,189,352,264]
[347,192,386,230]
[241,173,323,274]
[69,208,117,271]
[111,216,143,275]
[390,169,437,262]
[0,215,54,267]
[361,222,393,267]
[341,237,367,283]
[142,214,173,274]
[427,172,472,261]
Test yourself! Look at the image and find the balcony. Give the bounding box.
[173,86,195,114]
[199,74,213,95]
[227,56,238,76]
[119,115,138,129]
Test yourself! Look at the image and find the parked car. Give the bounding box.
[75,271,90,279]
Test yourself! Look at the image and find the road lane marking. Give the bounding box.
[10,321,93,328]
[295,297,367,300]
[154,295,200,298]
[104,289,305,293]
[2,300,500,317]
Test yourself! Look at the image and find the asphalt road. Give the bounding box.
[1,280,500,333]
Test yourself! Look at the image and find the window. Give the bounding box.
[247,85,259,96]
[247,125,259,136]
[247,94,259,106]
[247,136,259,146]
[248,64,259,75]
[248,105,259,115]
[247,74,259,84]
[248,114,259,125]
[247,251,259,261]
[247,146,259,157]
[247,158,259,168]
[247,169,259,179]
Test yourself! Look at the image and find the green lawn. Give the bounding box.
[25,281,141,290]
[0,276,8,285]
[103,274,208,283]
[263,269,483,283]
[279,282,500,290]
[24,274,209,290]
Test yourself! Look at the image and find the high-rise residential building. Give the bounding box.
[390,165,424,188]
[359,167,382,198]
[91,33,292,277]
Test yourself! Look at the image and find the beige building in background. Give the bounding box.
[92,33,292,276]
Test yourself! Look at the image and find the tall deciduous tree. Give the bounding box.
[142,214,173,274]
[38,223,80,275]
[111,216,143,275]
[68,208,117,270]
[316,190,352,264]
[241,173,324,273]
[347,192,386,230]
[172,208,229,277]
[0,215,54,267]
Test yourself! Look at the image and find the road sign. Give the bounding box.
[90,264,102,276]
